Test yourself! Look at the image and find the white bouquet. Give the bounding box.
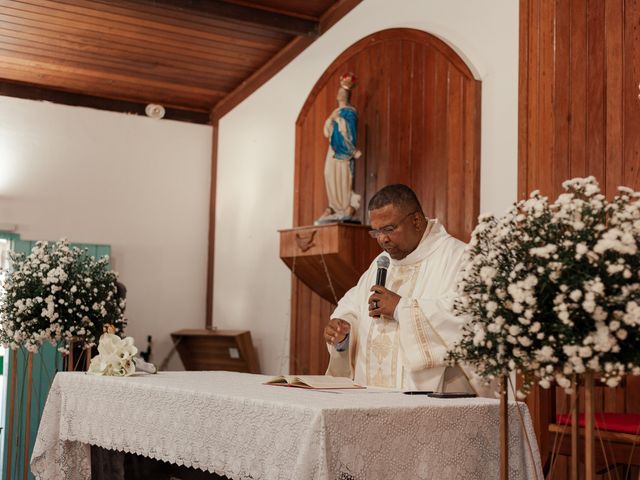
[88,332,138,377]
[0,239,126,353]
[448,177,640,395]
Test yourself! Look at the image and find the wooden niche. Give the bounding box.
[287,28,481,375]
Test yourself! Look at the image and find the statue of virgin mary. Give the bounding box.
[316,72,362,224]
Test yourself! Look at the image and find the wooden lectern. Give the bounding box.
[170,329,260,374]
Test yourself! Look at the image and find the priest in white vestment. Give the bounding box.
[324,184,476,393]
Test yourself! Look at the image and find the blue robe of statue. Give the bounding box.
[329,106,358,178]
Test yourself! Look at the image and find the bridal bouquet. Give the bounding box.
[88,331,137,376]
[0,239,126,353]
[448,177,640,395]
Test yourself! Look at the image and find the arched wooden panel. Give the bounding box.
[290,28,481,375]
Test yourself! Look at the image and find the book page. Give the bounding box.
[264,375,291,385]
[264,375,363,389]
[294,375,363,389]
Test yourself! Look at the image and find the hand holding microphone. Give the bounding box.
[368,256,400,318]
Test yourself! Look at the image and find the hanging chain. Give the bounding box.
[317,240,339,305]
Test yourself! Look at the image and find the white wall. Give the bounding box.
[0,96,212,369]
[214,0,520,375]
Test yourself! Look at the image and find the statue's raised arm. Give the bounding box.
[316,72,362,225]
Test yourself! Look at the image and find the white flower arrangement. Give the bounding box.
[448,177,640,396]
[88,332,137,377]
[0,239,126,353]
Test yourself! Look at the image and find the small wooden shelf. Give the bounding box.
[171,329,260,374]
[279,223,379,304]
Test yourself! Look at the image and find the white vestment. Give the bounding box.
[327,219,474,392]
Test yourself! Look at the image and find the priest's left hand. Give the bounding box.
[368,286,401,318]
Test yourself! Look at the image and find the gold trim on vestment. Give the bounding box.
[411,300,434,368]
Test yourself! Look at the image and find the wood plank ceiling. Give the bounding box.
[0,0,361,123]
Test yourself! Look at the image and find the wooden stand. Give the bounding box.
[570,374,579,480]
[170,329,260,373]
[279,223,379,304]
[584,372,595,480]
[500,375,509,480]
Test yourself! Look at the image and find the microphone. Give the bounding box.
[376,256,390,287]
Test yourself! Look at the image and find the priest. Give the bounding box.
[324,184,476,393]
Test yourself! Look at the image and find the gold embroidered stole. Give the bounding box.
[365,264,420,388]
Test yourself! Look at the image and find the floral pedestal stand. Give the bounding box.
[584,372,596,480]
[569,374,579,480]
[66,341,92,371]
[566,373,595,480]
[500,375,509,480]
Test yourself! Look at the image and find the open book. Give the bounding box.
[264,375,364,389]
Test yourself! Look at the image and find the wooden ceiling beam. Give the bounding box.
[211,0,362,120]
[145,0,319,37]
[0,80,211,124]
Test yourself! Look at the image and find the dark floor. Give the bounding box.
[91,446,232,480]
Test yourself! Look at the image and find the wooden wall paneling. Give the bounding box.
[409,44,425,212]
[586,0,606,184]
[446,69,463,241]
[520,0,640,476]
[518,0,530,199]
[538,0,556,199]
[363,42,387,210]
[396,41,413,183]
[553,0,571,199]
[521,0,539,199]
[602,385,625,413]
[604,0,624,197]
[569,0,588,180]
[291,28,481,375]
[420,47,437,220]
[313,92,327,219]
[626,377,640,413]
[352,47,369,216]
[624,0,640,188]
[388,39,402,183]
[432,55,449,225]
[463,80,481,242]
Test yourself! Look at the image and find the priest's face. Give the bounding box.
[369,204,423,260]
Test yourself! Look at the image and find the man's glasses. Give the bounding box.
[368,211,418,238]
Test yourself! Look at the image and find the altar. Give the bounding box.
[31,371,543,480]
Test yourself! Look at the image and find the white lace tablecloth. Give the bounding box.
[31,371,543,480]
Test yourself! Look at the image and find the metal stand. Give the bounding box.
[500,375,509,480]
